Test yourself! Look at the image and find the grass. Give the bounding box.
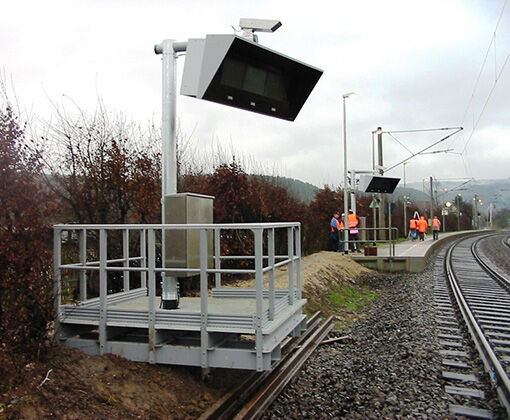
[326,284,379,312]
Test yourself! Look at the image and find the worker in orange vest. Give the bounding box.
[347,209,360,252]
[409,217,418,241]
[338,214,345,252]
[432,216,441,240]
[417,215,428,241]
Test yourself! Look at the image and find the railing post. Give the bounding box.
[254,228,264,371]
[214,228,221,288]
[295,225,302,300]
[99,229,107,355]
[287,227,294,305]
[148,229,156,363]
[200,229,209,369]
[123,229,130,292]
[53,228,62,341]
[268,228,275,321]
[140,229,147,289]
[79,229,87,301]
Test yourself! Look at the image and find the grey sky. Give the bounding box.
[1,0,509,188]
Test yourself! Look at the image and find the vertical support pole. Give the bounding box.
[287,227,294,305]
[79,229,87,301]
[254,228,264,371]
[99,229,107,355]
[147,229,156,363]
[403,163,407,238]
[295,225,302,300]
[200,229,209,369]
[377,127,386,240]
[53,228,62,341]
[214,228,221,288]
[268,228,275,321]
[342,96,349,254]
[123,229,130,292]
[429,176,434,223]
[140,229,147,289]
[156,39,185,307]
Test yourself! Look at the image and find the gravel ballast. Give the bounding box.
[265,258,448,418]
[480,232,510,277]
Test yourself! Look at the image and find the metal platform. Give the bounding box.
[351,230,485,272]
[54,222,306,371]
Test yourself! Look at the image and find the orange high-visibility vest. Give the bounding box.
[338,220,345,230]
[409,219,417,229]
[417,217,428,233]
[347,214,359,228]
[432,218,441,229]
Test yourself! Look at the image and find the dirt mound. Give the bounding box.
[231,250,371,305]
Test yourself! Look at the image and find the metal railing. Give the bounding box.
[341,227,399,256]
[53,222,302,362]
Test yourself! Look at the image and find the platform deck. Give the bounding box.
[352,231,484,272]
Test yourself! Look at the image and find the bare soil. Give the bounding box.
[0,251,372,419]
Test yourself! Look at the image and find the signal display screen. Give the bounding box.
[219,57,288,103]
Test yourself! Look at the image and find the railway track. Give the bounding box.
[444,233,510,417]
[199,312,333,420]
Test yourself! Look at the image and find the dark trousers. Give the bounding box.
[419,232,425,241]
[349,232,359,251]
[433,230,439,240]
[330,232,339,251]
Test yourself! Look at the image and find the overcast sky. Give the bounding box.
[2,0,509,189]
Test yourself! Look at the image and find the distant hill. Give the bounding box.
[251,175,319,203]
[406,179,510,213]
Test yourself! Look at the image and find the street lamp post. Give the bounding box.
[342,92,355,254]
[456,193,461,230]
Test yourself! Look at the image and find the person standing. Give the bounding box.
[338,214,345,252]
[347,209,360,252]
[432,216,441,240]
[409,217,418,241]
[417,215,428,241]
[330,211,340,251]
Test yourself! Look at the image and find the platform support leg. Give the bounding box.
[287,227,294,305]
[268,228,275,321]
[148,229,156,363]
[295,226,302,300]
[123,229,130,292]
[140,229,147,289]
[99,229,107,355]
[53,228,62,341]
[79,229,87,301]
[214,228,221,288]
[200,229,209,369]
[254,228,264,371]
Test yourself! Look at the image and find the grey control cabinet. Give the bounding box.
[164,193,214,276]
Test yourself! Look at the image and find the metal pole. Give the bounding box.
[350,170,357,214]
[155,39,187,309]
[429,176,434,222]
[343,95,350,254]
[403,163,407,238]
[457,195,461,230]
[377,127,385,240]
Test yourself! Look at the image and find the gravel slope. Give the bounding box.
[264,260,448,418]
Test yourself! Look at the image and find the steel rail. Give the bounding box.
[472,236,510,293]
[199,312,332,420]
[502,234,510,250]
[445,235,510,416]
[234,316,333,420]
